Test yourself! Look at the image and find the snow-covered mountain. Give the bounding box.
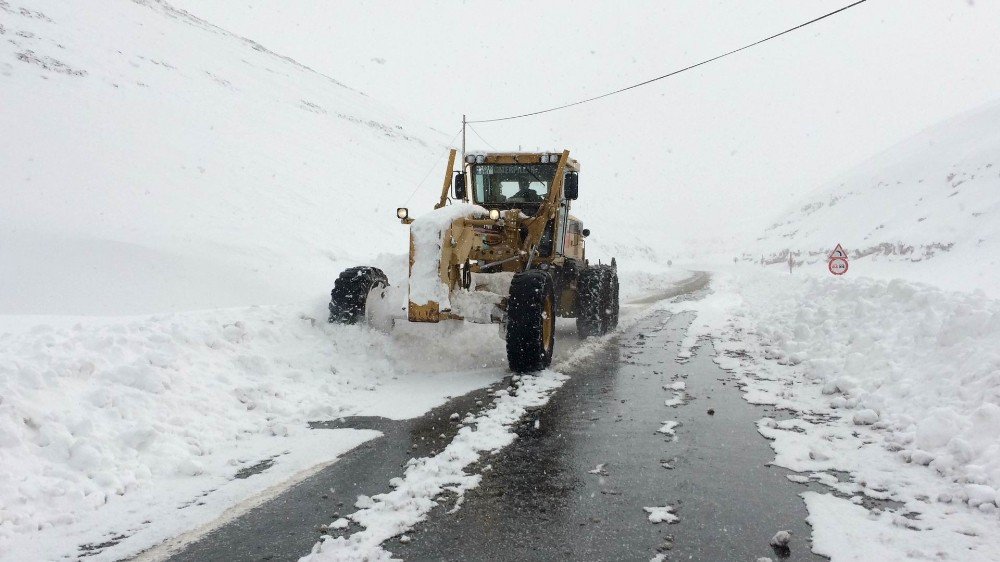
[0,0,444,315]
[752,98,1000,295]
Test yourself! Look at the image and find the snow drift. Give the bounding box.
[743,273,1000,493]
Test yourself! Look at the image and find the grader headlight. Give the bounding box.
[396,207,409,219]
[488,209,501,221]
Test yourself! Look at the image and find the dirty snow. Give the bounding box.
[448,287,504,324]
[769,530,791,547]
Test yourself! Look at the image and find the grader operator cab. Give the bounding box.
[328,149,619,372]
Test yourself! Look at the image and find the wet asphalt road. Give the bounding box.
[157,383,503,562]
[398,310,825,562]
[155,273,825,561]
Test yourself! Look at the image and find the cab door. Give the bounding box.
[563,217,585,260]
[555,202,570,256]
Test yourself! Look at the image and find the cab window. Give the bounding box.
[472,164,556,212]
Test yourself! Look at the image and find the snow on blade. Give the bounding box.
[408,203,489,310]
[302,370,568,561]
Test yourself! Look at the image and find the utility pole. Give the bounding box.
[461,114,466,163]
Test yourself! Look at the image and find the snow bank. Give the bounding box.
[803,491,1000,561]
[0,301,505,560]
[408,204,488,310]
[737,272,1000,493]
[668,269,1000,559]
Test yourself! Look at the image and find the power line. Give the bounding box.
[403,128,462,205]
[467,124,499,151]
[467,0,868,124]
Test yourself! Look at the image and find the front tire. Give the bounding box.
[328,266,389,324]
[506,271,556,372]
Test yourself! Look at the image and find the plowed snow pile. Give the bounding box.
[0,297,520,560]
[668,270,1000,559]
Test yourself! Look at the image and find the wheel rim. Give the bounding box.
[542,293,554,353]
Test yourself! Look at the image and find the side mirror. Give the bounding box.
[564,172,579,200]
[582,228,590,237]
[454,172,467,200]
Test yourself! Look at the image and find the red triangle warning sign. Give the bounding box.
[828,243,848,260]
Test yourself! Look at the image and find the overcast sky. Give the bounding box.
[173,0,1000,250]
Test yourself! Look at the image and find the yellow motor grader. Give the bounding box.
[328,149,619,372]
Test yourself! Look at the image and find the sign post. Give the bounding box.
[828,243,848,276]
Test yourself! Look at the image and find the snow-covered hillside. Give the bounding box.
[753,98,1000,295]
[0,0,444,315]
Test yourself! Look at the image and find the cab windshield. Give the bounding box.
[471,163,556,213]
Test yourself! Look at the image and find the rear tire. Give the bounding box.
[328,266,389,324]
[576,266,608,337]
[506,271,556,372]
[606,268,620,330]
[577,264,619,336]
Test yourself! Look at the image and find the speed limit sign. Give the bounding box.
[828,257,848,275]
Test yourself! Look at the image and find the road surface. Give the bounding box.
[147,273,828,561]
